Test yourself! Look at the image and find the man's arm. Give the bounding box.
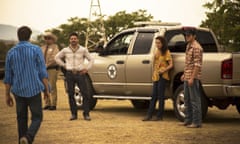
[42,78,50,100]
[80,48,94,75]
[5,84,14,107]
[55,49,66,68]
[4,51,14,107]
[36,46,50,99]
[189,46,202,85]
[84,48,94,70]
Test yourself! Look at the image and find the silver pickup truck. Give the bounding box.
[73,22,240,121]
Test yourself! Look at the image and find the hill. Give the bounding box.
[0,24,41,41]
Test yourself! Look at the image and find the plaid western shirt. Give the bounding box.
[184,40,203,80]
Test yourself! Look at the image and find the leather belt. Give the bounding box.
[67,70,81,74]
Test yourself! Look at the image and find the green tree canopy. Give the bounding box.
[201,0,240,51]
[104,9,153,39]
[39,9,153,50]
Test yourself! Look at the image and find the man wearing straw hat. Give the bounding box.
[41,32,59,110]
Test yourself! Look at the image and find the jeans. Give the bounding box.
[66,71,91,116]
[147,76,166,118]
[14,93,43,144]
[184,79,202,125]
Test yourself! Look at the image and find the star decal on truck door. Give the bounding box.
[107,64,117,79]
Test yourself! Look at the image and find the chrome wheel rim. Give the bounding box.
[74,86,83,107]
[176,90,185,118]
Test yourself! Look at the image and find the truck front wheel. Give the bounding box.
[74,86,97,110]
[64,77,97,110]
[131,100,149,109]
[173,84,208,122]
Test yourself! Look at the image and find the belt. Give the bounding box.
[67,70,82,74]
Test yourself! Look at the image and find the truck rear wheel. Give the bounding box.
[173,84,208,122]
[131,100,149,109]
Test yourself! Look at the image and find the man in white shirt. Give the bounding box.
[55,32,94,121]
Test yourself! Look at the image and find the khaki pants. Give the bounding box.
[45,69,58,106]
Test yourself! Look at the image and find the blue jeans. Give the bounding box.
[147,76,166,118]
[14,93,43,144]
[66,71,91,116]
[184,79,202,125]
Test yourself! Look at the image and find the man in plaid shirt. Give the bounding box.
[181,28,203,128]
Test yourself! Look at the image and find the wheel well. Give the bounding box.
[173,73,183,94]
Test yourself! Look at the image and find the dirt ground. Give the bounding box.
[0,79,240,144]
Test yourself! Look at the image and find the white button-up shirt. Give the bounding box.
[55,45,94,71]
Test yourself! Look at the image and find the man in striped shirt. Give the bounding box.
[4,26,49,144]
[181,28,203,128]
[55,32,94,121]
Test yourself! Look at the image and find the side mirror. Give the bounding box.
[95,45,108,56]
[95,45,104,53]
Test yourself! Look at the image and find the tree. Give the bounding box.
[104,9,153,39]
[201,0,240,51]
[37,9,153,50]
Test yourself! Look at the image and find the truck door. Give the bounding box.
[92,32,135,95]
[125,32,155,96]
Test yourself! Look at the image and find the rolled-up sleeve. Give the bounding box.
[36,48,48,79]
[3,52,13,85]
[84,48,94,70]
[193,47,202,68]
[55,49,66,67]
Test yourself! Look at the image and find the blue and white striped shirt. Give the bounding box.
[4,41,48,97]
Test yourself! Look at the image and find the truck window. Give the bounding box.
[132,33,154,54]
[165,29,218,52]
[105,33,134,55]
[165,30,186,52]
[196,30,218,52]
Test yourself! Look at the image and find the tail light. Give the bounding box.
[221,59,232,79]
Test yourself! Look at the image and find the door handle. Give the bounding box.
[142,60,150,64]
[116,60,124,64]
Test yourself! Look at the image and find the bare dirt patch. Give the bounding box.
[0,80,240,144]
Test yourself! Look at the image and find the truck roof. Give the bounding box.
[119,21,211,34]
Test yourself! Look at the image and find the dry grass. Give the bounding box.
[0,80,240,144]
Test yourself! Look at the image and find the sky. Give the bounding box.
[0,0,210,32]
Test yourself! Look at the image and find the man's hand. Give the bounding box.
[188,78,194,86]
[180,75,185,82]
[6,94,14,107]
[43,91,50,101]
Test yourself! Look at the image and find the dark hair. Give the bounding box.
[69,32,79,39]
[183,27,196,36]
[17,26,32,41]
[155,36,168,55]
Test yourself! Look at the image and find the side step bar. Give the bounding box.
[93,95,151,100]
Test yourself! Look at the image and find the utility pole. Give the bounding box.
[85,0,106,50]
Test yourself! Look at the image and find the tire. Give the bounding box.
[236,104,240,114]
[64,76,97,110]
[173,83,208,122]
[131,100,149,109]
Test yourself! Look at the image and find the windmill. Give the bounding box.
[85,0,106,50]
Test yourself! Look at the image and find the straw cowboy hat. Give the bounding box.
[43,32,57,42]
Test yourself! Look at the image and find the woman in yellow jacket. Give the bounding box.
[143,36,173,121]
